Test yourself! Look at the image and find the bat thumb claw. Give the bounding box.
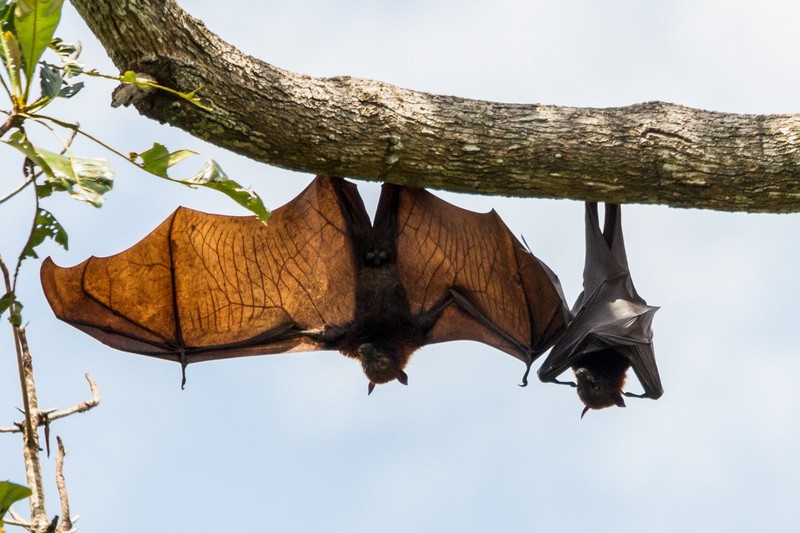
[518,364,531,387]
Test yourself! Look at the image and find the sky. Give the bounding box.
[2,1,800,532]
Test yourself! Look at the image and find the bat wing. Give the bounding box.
[41,176,360,365]
[376,184,570,369]
[538,203,663,399]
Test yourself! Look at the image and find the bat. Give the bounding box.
[537,202,663,416]
[41,176,570,392]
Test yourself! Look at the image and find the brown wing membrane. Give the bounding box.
[383,185,570,367]
[41,176,358,364]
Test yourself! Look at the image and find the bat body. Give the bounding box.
[537,203,662,416]
[42,176,570,390]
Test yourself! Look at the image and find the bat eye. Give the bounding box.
[365,248,389,266]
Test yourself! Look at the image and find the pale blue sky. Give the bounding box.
[2,1,800,532]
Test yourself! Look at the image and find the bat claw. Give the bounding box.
[518,364,531,387]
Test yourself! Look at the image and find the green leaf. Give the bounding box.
[20,207,68,261]
[36,147,114,206]
[1,30,22,97]
[9,300,22,325]
[2,130,55,179]
[3,132,113,205]
[39,60,61,97]
[182,160,270,222]
[58,80,82,98]
[133,143,198,178]
[49,37,83,77]
[130,144,268,221]
[49,36,75,57]
[120,69,151,88]
[0,291,15,316]
[0,480,32,518]
[14,0,63,91]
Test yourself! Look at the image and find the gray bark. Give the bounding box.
[70,0,800,213]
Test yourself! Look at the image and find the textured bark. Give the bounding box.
[70,0,800,213]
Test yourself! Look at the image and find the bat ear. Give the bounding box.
[396,369,408,386]
[368,382,376,395]
[580,405,591,419]
[614,395,626,408]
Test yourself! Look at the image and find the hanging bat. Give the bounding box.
[537,202,662,416]
[41,176,570,392]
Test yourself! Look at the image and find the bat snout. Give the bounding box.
[358,343,410,387]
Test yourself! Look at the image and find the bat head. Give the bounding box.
[358,343,409,393]
[573,348,630,418]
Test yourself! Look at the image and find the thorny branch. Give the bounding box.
[2,251,98,532]
[0,374,101,433]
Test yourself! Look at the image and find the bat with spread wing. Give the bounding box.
[41,176,570,392]
[537,202,662,416]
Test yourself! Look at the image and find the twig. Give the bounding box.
[5,506,31,528]
[47,374,101,422]
[54,437,72,533]
[0,175,35,205]
[0,374,101,432]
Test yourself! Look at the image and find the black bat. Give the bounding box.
[537,202,662,416]
[41,176,570,392]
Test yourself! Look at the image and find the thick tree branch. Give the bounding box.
[69,0,800,212]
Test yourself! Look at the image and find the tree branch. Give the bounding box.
[0,374,101,433]
[5,507,31,528]
[46,374,101,423]
[54,437,73,533]
[68,0,800,212]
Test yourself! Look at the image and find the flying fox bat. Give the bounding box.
[41,176,570,392]
[537,202,662,416]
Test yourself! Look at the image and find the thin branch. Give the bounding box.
[54,437,72,533]
[0,253,38,453]
[0,112,19,138]
[0,374,101,432]
[5,507,31,528]
[46,374,101,423]
[0,174,35,205]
